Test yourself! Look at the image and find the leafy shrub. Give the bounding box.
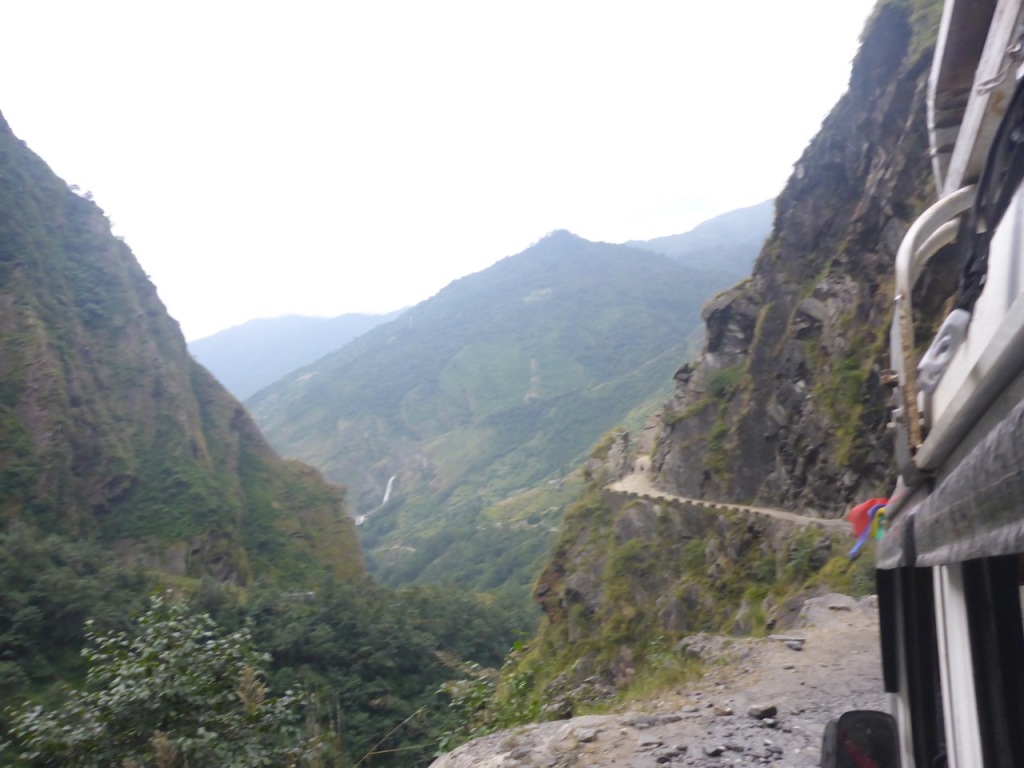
[437,647,540,751]
[706,364,745,399]
[8,595,318,767]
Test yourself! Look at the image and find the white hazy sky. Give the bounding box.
[2,1,876,340]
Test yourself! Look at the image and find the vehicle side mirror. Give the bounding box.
[821,710,900,768]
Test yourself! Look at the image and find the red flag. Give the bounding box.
[848,498,888,537]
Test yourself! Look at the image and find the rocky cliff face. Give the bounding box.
[653,1,940,515]
[491,474,873,722]
[505,0,940,707]
[0,112,363,584]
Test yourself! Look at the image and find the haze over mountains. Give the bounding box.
[627,199,773,272]
[190,200,772,404]
[245,211,771,600]
[189,310,405,400]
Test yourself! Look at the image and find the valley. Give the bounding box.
[245,228,768,605]
[0,1,950,766]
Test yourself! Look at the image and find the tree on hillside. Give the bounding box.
[7,595,319,768]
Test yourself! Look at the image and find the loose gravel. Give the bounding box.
[430,594,885,768]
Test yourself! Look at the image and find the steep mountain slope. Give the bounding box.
[0,112,363,585]
[496,0,941,709]
[652,0,941,514]
[248,231,743,596]
[628,199,774,279]
[189,310,404,400]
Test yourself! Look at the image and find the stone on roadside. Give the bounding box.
[654,745,687,764]
[637,734,663,750]
[747,703,778,720]
[575,728,597,743]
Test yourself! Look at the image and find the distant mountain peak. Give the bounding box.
[627,200,774,275]
[540,229,582,243]
[247,218,771,597]
[189,309,405,400]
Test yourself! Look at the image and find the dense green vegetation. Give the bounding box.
[9,595,318,767]
[0,525,153,703]
[0,110,363,584]
[437,484,877,742]
[0,528,521,767]
[248,230,756,603]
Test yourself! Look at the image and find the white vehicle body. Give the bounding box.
[876,0,1024,766]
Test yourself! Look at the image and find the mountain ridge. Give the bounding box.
[193,203,770,410]
[189,309,405,400]
[0,110,363,586]
[247,227,764,600]
[626,199,774,276]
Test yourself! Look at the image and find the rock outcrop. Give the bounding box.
[653,0,940,515]
[524,486,865,713]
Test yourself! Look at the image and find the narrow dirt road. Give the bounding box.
[431,468,872,767]
[607,470,848,532]
[430,594,885,767]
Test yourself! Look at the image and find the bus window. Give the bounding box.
[900,566,946,766]
[963,555,1024,768]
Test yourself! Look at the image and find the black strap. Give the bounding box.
[958,72,1024,311]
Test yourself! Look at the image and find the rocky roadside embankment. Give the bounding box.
[431,594,884,767]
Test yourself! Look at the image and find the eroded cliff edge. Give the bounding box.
[652,1,939,515]
[515,0,941,706]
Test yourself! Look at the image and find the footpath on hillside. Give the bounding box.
[607,470,848,532]
[430,594,885,768]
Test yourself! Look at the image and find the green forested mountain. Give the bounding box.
[248,230,752,600]
[188,310,405,400]
[0,111,362,585]
[0,111,525,767]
